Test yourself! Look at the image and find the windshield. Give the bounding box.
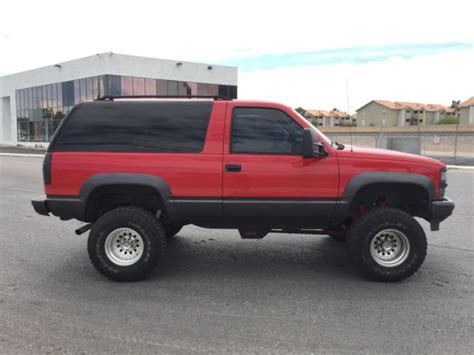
[291,108,333,146]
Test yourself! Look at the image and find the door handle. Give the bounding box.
[225,164,241,172]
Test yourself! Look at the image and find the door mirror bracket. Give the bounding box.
[302,128,328,158]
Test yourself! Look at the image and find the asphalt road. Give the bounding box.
[0,156,473,354]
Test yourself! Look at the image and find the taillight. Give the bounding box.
[43,152,52,185]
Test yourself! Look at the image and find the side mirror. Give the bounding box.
[302,128,328,158]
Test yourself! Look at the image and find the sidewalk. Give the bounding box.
[0,145,45,155]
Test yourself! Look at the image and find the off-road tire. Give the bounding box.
[87,206,166,281]
[347,207,427,282]
[163,224,182,240]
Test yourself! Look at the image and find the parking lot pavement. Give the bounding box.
[0,156,472,353]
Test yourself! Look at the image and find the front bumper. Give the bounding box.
[430,197,455,231]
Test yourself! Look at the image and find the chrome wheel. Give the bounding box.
[104,228,144,266]
[370,229,410,267]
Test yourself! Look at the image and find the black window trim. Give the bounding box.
[229,106,304,156]
[48,101,213,154]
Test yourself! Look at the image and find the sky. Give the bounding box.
[1,0,473,113]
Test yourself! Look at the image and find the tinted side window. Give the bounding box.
[231,108,303,155]
[53,101,212,152]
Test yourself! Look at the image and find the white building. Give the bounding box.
[460,96,474,124]
[0,53,238,145]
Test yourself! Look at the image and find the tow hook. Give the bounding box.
[75,223,93,235]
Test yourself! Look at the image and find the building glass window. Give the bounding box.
[145,78,156,95]
[57,83,63,107]
[35,87,42,109]
[62,81,73,107]
[42,86,48,108]
[52,83,58,108]
[188,82,198,95]
[92,77,99,99]
[86,77,94,100]
[14,76,237,142]
[197,83,209,96]
[229,86,237,99]
[26,88,32,110]
[133,77,145,95]
[107,75,121,96]
[218,85,228,98]
[99,76,106,97]
[178,81,190,96]
[79,79,87,102]
[208,84,218,96]
[74,80,80,103]
[20,90,25,111]
[156,80,167,95]
[121,76,133,95]
[30,121,44,142]
[47,84,53,108]
[167,81,178,95]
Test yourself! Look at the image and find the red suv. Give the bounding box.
[32,97,454,282]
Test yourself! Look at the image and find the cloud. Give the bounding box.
[238,48,474,112]
[1,0,472,111]
[220,43,473,71]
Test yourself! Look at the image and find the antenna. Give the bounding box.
[345,78,353,152]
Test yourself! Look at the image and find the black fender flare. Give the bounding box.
[334,172,436,221]
[79,173,177,221]
[343,172,436,201]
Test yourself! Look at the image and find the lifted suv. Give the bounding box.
[32,97,454,281]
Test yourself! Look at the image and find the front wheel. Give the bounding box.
[347,208,427,282]
[87,206,166,281]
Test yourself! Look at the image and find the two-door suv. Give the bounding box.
[32,96,454,282]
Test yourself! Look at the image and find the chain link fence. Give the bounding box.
[326,126,474,165]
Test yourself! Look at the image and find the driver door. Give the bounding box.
[222,104,339,228]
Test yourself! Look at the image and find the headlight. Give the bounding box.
[440,170,447,183]
[439,169,447,198]
[440,169,447,187]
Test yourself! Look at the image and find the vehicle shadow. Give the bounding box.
[148,231,359,283]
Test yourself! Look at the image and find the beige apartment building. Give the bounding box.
[298,108,353,127]
[356,100,457,126]
[460,97,474,124]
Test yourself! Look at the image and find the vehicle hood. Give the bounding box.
[336,145,445,168]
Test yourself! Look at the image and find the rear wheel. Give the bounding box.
[347,208,427,282]
[87,206,166,281]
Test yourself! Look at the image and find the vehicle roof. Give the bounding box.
[88,98,291,110]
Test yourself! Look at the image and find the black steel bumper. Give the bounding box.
[430,197,455,231]
[31,195,50,216]
[31,195,84,220]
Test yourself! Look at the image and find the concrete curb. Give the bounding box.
[0,153,45,158]
[446,165,474,170]
[1,152,474,170]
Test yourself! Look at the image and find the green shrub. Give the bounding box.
[437,116,460,125]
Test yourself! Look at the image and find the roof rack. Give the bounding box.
[95,95,230,101]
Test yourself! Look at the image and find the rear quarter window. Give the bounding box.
[52,101,213,153]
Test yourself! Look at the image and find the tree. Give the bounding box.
[450,100,461,113]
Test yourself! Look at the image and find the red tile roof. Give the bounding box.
[460,96,474,107]
[358,100,455,112]
[303,109,350,118]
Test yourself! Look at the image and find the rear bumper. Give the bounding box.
[31,195,84,220]
[31,195,50,216]
[430,197,455,231]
